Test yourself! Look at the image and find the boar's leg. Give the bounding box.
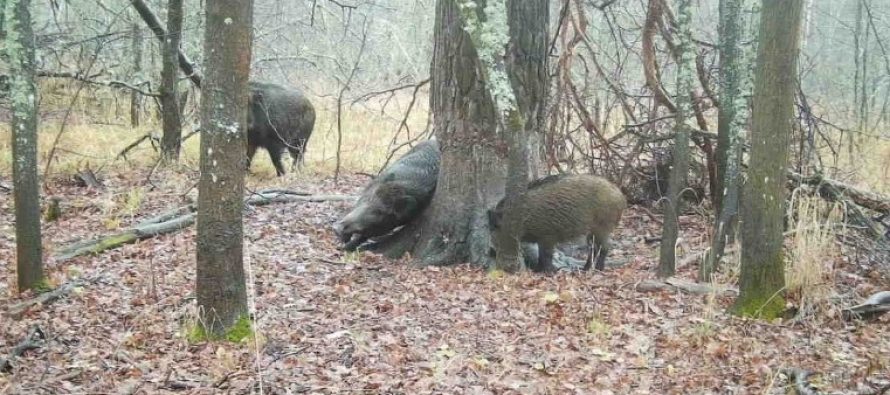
[246,144,258,172]
[288,140,307,170]
[537,243,558,273]
[583,233,595,271]
[586,233,610,271]
[268,147,287,176]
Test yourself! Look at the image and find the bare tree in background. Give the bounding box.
[733,0,804,318]
[195,0,253,337]
[657,0,694,278]
[5,0,45,291]
[130,21,143,128]
[160,0,183,162]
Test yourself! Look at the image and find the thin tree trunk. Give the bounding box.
[160,0,183,162]
[704,0,753,280]
[852,0,864,154]
[130,22,143,128]
[130,0,202,87]
[6,0,45,292]
[195,0,253,338]
[657,0,694,279]
[732,0,804,319]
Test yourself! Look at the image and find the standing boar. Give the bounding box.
[333,139,440,251]
[488,174,626,273]
[246,81,316,176]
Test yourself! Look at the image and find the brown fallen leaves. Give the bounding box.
[0,170,888,394]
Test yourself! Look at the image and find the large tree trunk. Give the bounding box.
[6,0,45,292]
[658,0,694,278]
[509,1,548,181]
[130,22,143,128]
[195,0,253,337]
[379,0,503,266]
[378,0,547,268]
[160,0,183,162]
[704,0,753,280]
[732,0,804,319]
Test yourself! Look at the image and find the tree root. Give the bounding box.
[0,326,46,372]
[636,277,738,296]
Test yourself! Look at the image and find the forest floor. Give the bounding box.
[1,168,888,395]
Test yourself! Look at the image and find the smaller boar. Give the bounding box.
[246,81,316,176]
[488,174,626,273]
[333,139,440,251]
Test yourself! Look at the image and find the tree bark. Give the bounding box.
[6,0,45,292]
[130,22,143,128]
[657,0,693,279]
[378,0,504,266]
[160,0,183,162]
[732,0,804,319]
[129,0,202,87]
[704,0,753,280]
[195,0,253,337]
[508,1,548,181]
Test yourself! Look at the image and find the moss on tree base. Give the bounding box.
[731,292,786,320]
[186,315,254,343]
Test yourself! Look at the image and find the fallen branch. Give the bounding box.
[246,192,356,206]
[781,368,819,395]
[117,132,161,160]
[54,191,356,262]
[0,326,46,372]
[636,277,738,296]
[789,172,890,214]
[6,282,81,318]
[54,213,196,262]
[842,290,890,321]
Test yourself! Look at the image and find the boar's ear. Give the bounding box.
[250,90,265,108]
[393,195,417,213]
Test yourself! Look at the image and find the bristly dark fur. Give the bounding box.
[246,81,316,176]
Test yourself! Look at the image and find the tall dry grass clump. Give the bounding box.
[785,189,845,318]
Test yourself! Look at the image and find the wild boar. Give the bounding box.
[333,139,440,251]
[246,81,316,176]
[488,174,626,273]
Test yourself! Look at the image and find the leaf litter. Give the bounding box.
[0,170,887,394]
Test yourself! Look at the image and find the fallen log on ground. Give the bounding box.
[0,326,46,373]
[53,190,356,262]
[789,172,890,214]
[788,172,889,240]
[635,277,738,296]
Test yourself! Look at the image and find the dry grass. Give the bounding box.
[785,189,845,318]
[0,83,429,182]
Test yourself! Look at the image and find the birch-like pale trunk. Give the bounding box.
[703,0,756,281]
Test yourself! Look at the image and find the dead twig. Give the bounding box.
[0,326,46,372]
[781,368,819,395]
